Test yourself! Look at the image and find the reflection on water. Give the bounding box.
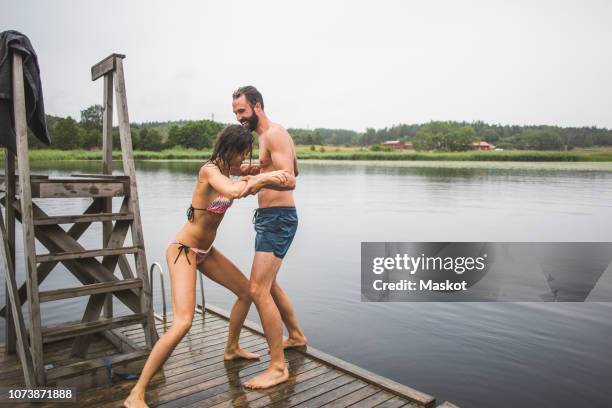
[2,160,612,408]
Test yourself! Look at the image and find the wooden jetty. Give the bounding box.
[1,51,459,407]
[1,305,458,407]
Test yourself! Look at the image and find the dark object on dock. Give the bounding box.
[1,306,459,407]
[0,51,157,386]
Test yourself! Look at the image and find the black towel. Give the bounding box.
[0,30,50,155]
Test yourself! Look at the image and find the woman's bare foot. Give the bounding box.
[224,347,261,361]
[283,334,308,349]
[243,365,289,389]
[123,388,148,408]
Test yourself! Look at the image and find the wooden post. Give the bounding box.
[113,57,158,346]
[0,210,36,387]
[4,150,16,353]
[102,73,114,319]
[13,52,45,385]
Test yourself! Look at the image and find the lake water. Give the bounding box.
[2,160,612,408]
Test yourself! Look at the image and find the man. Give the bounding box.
[232,86,308,389]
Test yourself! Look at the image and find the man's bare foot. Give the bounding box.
[123,389,148,408]
[224,347,261,361]
[283,334,308,349]
[243,365,289,389]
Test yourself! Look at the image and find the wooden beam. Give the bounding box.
[73,212,134,356]
[102,83,116,319]
[114,58,159,347]
[42,314,146,343]
[39,279,142,303]
[33,212,133,225]
[36,246,139,263]
[3,149,16,353]
[46,349,148,381]
[36,180,126,198]
[8,202,142,312]
[0,210,36,387]
[13,52,45,385]
[91,53,125,81]
[0,198,103,317]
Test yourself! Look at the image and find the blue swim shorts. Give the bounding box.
[253,207,298,259]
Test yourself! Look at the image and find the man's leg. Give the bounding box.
[243,251,289,389]
[270,281,307,348]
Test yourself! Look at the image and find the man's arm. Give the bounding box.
[239,128,297,195]
[229,163,261,176]
[239,170,295,196]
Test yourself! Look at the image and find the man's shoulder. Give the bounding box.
[263,123,292,145]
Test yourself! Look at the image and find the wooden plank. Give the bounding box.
[73,210,134,356]
[101,74,114,320]
[0,209,36,387]
[375,396,412,408]
[91,53,125,81]
[101,329,139,353]
[71,174,130,180]
[33,212,133,225]
[265,375,355,408]
[76,340,272,407]
[322,388,390,408]
[46,349,148,381]
[36,246,139,262]
[291,380,368,408]
[436,403,460,408]
[3,149,16,353]
[205,364,330,408]
[36,180,126,198]
[114,57,158,347]
[42,314,147,343]
[0,198,104,317]
[39,279,142,302]
[13,52,45,385]
[205,305,436,407]
[17,202,141,312]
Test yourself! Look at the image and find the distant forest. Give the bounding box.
[28,105,612,152]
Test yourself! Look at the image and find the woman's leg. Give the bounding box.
[198,247,260,360]
[124,245,197,408]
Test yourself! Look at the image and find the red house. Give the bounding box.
[471,141,495,151]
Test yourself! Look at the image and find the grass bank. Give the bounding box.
[2,147,612,161]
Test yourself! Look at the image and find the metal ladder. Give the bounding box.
[149,262,206,324]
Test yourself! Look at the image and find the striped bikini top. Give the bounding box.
[187,194,233,221]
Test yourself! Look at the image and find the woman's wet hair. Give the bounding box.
[205,124,253,171]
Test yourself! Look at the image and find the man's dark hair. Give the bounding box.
[232,86,264,110]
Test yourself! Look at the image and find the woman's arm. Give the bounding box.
[239,170,295,196]
[199,165,248,199]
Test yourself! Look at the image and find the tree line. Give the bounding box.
[28,105,612,152]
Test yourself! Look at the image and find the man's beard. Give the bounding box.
[242,112,259,131]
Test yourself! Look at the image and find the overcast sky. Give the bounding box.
[4,0,611,131]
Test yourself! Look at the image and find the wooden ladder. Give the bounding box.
[0,52,158,386]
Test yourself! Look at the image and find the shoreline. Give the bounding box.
[3,148,612,163]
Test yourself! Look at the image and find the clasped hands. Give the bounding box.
[238,170,290,197]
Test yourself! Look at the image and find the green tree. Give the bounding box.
[166,120,221,149]
[80,105,103,130]
[82,129,102,149]
[413,121,478,151]
[138,128,164,151]
[52,117,82,149]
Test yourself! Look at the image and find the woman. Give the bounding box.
[124,124,291,408]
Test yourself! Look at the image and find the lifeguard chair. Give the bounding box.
[0,51,158,386]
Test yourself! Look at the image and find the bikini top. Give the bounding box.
[187,194,233,221]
